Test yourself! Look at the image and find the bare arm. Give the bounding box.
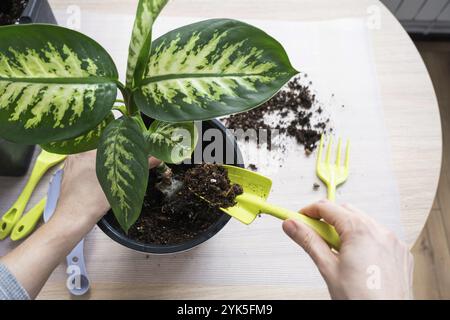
[0,203,99,298]
[0,151,160,299]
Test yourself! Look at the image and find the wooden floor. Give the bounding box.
[413,42,450,299]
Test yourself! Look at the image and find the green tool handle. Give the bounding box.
[327,183,336,202]
[11,197,47,241]
[13,160,49,210]
[259,201,341,251]
[0,160,49,240]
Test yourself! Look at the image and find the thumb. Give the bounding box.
[283,219,337,275]
[148,157,162,169]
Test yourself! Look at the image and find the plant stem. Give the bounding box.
[133,113,147,131]
[156,162,171,175]
[127,94,139,116]
[113,104,127,116]
[116,81,127,98]
[116,81,135,116]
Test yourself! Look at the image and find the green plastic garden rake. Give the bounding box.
[316,135,350,202]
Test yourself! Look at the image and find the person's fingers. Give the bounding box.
[283,219,337,276]
[300,200,355,235]
[341,202,380,226]
[340,202,359,213]
[148,157,162,169]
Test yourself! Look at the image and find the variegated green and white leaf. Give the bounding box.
[96,117,148,233]
[40,113,115,154]
[146,120,198,163]
[126,0,168,88]
[134,19,298,122]
[0,24,118,144]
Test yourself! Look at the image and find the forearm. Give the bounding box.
[0,203,96,299]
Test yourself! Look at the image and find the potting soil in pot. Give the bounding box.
[184,164,243,208]
[0,0,28,25]
[125,164,242,245]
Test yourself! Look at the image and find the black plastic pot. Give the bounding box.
[0,0,56,177]
[97,119,244,254]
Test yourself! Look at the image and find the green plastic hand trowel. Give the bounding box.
[216,165,341,250]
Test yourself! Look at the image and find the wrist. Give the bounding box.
[49,201,100,236]
[48,214,95,237]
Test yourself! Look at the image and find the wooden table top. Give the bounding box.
[0,0,442,299]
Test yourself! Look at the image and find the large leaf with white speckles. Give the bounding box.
[126,0,168,88]
[0,24,118,144]
[96,117,148,233]
[40,113,115,154]
[146,120,198,163]
[134,19,298,122]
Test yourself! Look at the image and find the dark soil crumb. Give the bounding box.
[126,164,242,245]
[0,0,28,25]
[184,164,243,209]
[224,75,331,152]
[248,164,258,171]
[313,183,320,191]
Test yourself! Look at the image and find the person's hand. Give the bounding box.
[53,150,161,227]
[282,200,414,300]
[0,150,162,299]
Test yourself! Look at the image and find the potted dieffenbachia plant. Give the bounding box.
[0,0,297,234]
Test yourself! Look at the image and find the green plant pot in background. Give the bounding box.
[0,0,56,176]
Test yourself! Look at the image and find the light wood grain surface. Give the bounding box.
[0,0,442,299]
[412,42,450,299]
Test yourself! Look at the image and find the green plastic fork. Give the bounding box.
[316,135,350,201]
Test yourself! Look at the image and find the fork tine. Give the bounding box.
[325,136,333,164]
[317,134,324,164]
[336,137,342,166]
[345,139,350,170]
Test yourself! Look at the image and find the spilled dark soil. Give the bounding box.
[224,75,332,155]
